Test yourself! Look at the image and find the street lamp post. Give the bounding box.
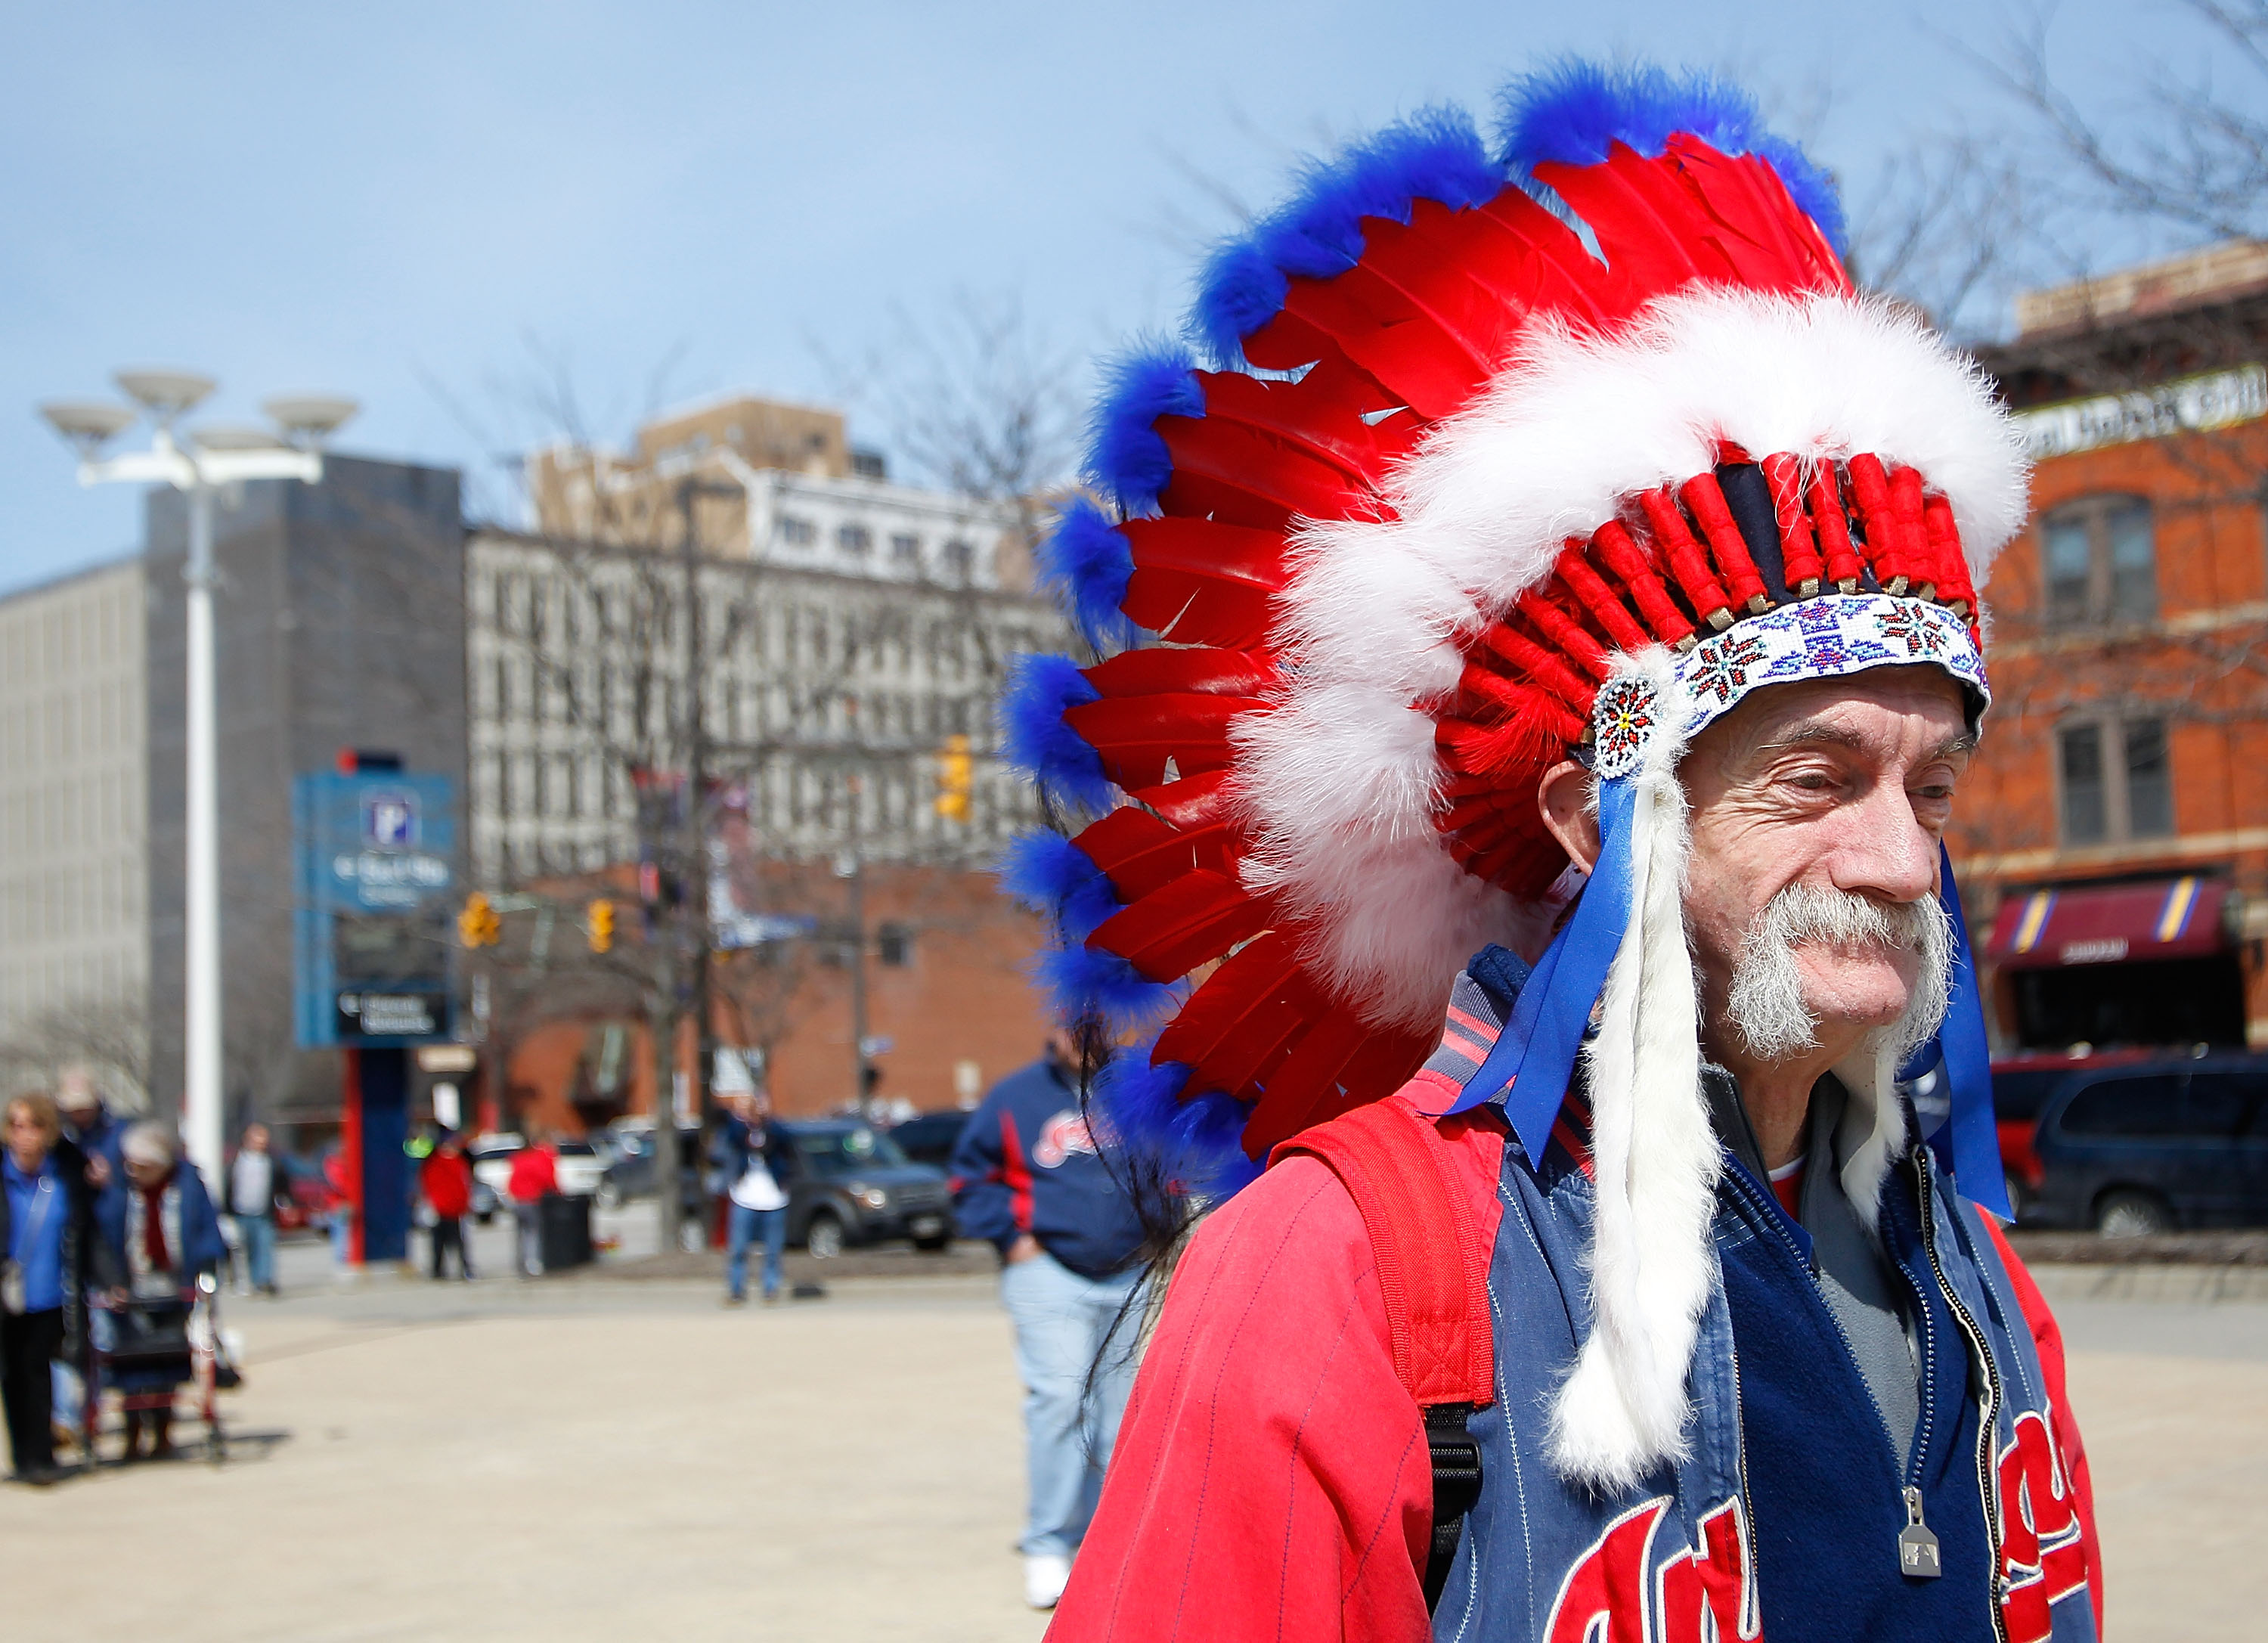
[39,376,356,1186]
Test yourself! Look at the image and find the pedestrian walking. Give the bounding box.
[1033,60,2101,1642]
[101,1122,225,1461]
[2,1093,112,1485]
[507,1130,559,1278]
[223,1122,288,1297]
[949,1032,1147,1611]
[420,1133,476,1281]
[713,1093,792,1305]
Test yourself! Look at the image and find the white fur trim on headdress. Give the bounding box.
[1545,649,1720,1491]
[1234,286,2027,1035]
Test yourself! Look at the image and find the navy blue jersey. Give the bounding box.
[950,1056,1145,1279]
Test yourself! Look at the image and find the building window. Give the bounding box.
[838,522,873,558]
[2057,716,2174,845]
[890,532,920,566]
[2040,495,2155,628]
[876,922,913,966]
[778,515,816,547]
[942,538,974,581]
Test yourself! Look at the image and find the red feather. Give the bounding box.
[1084,646,1275,699]
[1064,693,1266,789]
[1074,804,1237,904]
[1088,870,1272,982]
[1128,769,1237,829]
[1154,932,1319,1099]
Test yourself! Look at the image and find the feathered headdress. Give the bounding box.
[1002,60,2023,1490]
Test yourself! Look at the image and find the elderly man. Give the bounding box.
[1005,60,2099,1643]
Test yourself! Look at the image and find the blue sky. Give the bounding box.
[0,1,2207,593]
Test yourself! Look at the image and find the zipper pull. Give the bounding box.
[1898,1486,1943,1579]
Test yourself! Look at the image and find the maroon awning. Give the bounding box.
[1986,876,2230,972]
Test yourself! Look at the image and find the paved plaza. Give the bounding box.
[2,1226,2266,1640]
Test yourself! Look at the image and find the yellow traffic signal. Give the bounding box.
[457,891,502,949]
[587,897,615,953]
[935,733,972,821]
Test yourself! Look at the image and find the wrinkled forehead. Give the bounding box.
[1688,664,1976,770]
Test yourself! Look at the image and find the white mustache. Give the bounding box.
[1725,883,1954,1063]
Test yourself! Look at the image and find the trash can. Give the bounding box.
[538,1192,593,1272]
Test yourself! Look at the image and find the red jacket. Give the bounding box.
[1052,1121,2100,1641]
[507,1145,557,1204]
[420,1151,473,1220]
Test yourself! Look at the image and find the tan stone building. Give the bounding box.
[0,556,150,1096]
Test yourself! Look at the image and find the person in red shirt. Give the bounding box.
[420,1133,476,1282]
[507,1130,559,1278]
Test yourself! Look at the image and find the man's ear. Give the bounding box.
[1537,760,1601,873]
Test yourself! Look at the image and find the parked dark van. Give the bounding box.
[1991,1049,2154,1217]
[2026,1055,2268,1235]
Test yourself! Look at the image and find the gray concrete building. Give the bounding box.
[141,456,466,1124]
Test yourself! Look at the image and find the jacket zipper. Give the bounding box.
[1726,1165,1917,1480]
[1726,1157,1957,1593]
[1912,1149,2010,1643]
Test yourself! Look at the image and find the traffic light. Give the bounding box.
[457,891,502,949]
[935,733,972,821]
[587,897,615,953]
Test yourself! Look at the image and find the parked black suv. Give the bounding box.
[779,1119,954,1257]
[2027,1054,2268,1235]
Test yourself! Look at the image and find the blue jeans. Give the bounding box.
[726,1203,786,1300]
[234,1213,276,1291]
[1000,1248,1142,1557]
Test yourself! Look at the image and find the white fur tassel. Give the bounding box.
[1831,1037,1911,1235]
[1547,654,1722,1493]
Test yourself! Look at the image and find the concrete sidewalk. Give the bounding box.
[5,1259,2265,1639]
[3,1273,1049,1643]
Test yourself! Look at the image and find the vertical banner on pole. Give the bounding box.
[359,1049,411,1263]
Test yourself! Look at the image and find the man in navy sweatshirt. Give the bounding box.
[950,1031,1147,1612]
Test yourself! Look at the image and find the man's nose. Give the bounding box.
[1826,777,1939,906]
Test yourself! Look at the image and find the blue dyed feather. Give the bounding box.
[1092,1043,1259,1196]
[1034,496,1140,652]
[1086,341,1204,518]
[1496,59,1847,254]
[1190,104,1501,367]
[999,653,1115,814]
[996,829,1123,941]
[1036,943,1177,1034]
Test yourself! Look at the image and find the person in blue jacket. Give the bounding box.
[950,1030,1148,1611]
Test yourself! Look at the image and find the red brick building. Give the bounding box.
[485,863,1053,1135]
[1963,243,2268,1052]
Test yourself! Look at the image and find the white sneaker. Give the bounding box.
[1024,1552,1073,1610]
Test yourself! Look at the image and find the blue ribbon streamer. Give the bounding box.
[1906,844,2011,1220]
[1451,777,1637,1161]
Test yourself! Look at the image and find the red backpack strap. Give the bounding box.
[1272,1093,1495,1610]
